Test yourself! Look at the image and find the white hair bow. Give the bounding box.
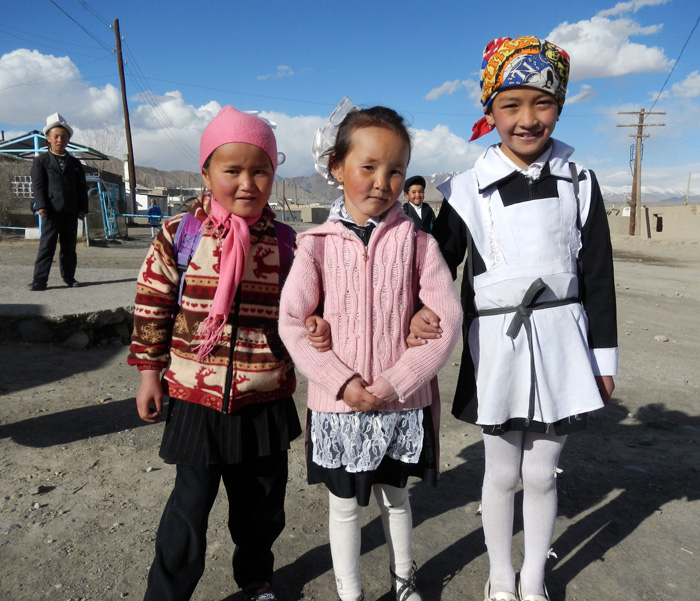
[311,97,359,187]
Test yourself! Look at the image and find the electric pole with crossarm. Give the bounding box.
[617,109,665,236]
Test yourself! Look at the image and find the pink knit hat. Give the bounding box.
[199,106,278,172]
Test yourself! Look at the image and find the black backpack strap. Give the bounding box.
[570,161,582,231]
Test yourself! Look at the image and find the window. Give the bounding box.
[11,175,33,198]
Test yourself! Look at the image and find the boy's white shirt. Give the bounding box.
[410,202,424,217]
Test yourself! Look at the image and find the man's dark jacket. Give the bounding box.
[31,151,88,215]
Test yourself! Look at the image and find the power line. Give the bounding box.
[648,11,700,111]
[120,42,198,163]
[76,0,111,28]
[47,0,112,54]
[0,24,105,52]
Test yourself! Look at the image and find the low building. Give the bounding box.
[607,203,700,241]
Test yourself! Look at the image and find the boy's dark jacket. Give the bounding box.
[30,151,88,215]
[402,201,435,233]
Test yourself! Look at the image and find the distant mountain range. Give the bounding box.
[89,158,698,206]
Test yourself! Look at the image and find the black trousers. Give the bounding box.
[144,452,288,601]
[32,213,79,284]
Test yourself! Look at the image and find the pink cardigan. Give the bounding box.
[279,202,462,413]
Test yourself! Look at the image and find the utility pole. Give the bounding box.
[617,109,665,235]
[113,18,137,215]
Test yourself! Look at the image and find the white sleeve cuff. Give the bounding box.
[590,347,618,376]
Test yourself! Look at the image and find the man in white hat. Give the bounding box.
[29,112,88,291]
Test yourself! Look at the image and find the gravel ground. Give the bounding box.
[1,227,699,601]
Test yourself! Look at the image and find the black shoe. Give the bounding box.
[64,280,80,288]
[29,281,47,291]
[243,583,277,601]
[391,563,421,601]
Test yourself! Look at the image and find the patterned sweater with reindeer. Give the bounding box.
[128,199,296,413]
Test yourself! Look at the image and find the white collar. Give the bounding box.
[493,144,553,180]
[474,138,576,191]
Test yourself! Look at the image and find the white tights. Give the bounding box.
[481,429,566,598]
[329,484,415,601]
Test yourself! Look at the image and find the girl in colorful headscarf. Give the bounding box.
[409,36,617,601]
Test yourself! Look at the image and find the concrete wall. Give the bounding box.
[607,204,700,240]
[297,205,330,224]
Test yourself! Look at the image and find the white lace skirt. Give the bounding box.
[309,409,424,473]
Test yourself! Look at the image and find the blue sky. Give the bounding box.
[1,0,699,198]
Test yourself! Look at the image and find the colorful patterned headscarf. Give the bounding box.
[469,36,570,142]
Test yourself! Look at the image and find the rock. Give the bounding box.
[653,335,669,342]
[62,330,90,349]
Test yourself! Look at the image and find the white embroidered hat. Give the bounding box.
[43,112,74,138]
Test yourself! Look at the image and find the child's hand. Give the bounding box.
[365,377,399,404]
[340,376,385,412]
[407,307,442,347]
[305,315,332,352]
[596,375,615,405]
[136,370,163,423]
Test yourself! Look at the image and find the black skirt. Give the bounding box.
[159,395,302,466]
[481,414,589,437]
[306,407,438,507]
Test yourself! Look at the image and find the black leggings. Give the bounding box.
[144,453,288,601]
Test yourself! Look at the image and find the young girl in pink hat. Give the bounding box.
[129,106,319,601]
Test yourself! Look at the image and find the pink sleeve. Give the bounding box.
[278,237,356,397]
[380,235,463,399]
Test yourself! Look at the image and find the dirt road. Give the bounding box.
[1,230,698,600]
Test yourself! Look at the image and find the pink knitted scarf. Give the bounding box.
[193,195,262,359]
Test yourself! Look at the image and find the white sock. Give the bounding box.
[373,484,421,600]
[328,491,363,601]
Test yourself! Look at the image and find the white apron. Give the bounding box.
[439,142,604,426]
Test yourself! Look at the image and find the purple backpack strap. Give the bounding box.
[173,212,204,306]
[273,220,296,285]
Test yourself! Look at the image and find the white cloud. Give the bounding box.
[261,118,483,181]
[259,111,326,178]
[409,125,483,175]
[547,16,672,80]
[0,49,121,128]
[567,84,598,104]
[258,65,295,80]
[425,79,474,101]
[596,0,670,18]
[652,70,700,101]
